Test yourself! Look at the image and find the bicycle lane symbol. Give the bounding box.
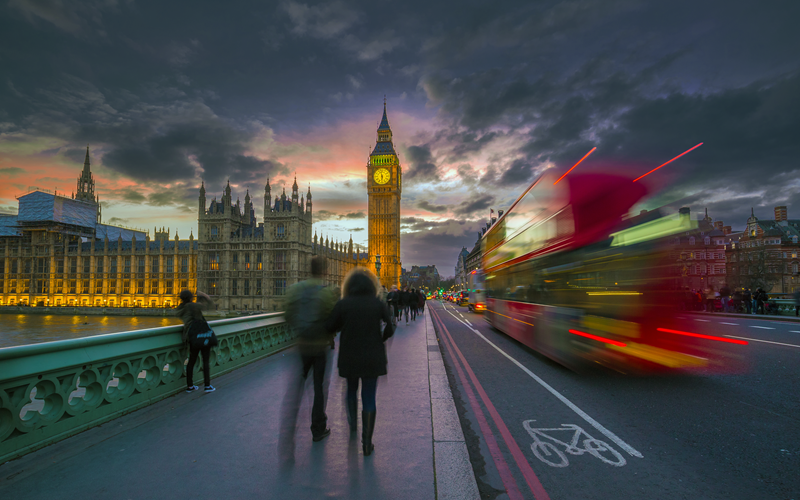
[522,420,627,468]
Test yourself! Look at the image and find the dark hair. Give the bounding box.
[343,268,378,297]
[311,256,327,277]
[179,289,193,303]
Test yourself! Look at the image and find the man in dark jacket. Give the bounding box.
[386,285,399,326]
[283,256,337,442]
[400,286,411,325]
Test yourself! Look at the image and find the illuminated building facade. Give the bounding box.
[367,102,402,288]
[0,148,197,307]
[197,177,362,312]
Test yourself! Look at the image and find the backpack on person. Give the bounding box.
[290,284,326,342]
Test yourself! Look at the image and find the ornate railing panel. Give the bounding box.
[0,313,293,463]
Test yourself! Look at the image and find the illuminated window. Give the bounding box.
[245,253,251,270]
[257,253,263,270]
[210,253,219,270]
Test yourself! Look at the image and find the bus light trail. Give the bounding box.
[553,147,597,185]
[632,143,703,182]
[657,328,748,345]
[569,329,627,347]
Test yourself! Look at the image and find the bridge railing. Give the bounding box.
[0,313,293,463]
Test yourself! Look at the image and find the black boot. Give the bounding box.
[347,397,358,433]
[362,411,376,456]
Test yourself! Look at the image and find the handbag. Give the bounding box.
[187,319,218,349]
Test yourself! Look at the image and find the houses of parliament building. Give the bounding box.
[0,104,399,311]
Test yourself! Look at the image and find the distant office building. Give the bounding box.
[726,206,800,294]
[0,148,197,307]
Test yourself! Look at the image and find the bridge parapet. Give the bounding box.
[0,313,293,463]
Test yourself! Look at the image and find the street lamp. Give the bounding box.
[375,254,381,281]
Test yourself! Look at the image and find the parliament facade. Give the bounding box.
[0,148,198,308]
[0,148,364,311]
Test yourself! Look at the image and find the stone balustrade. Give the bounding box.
[0,313,293,463]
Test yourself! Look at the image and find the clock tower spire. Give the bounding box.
[367,100,401,288]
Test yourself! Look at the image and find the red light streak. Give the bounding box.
[632,143,703,182]
[553,147,597,186]
[656,328,748,345]
[569,329,627,347]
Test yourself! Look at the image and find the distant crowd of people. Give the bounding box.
[678,284,794,315]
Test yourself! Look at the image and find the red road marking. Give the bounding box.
[432,308,551,500]
[430,310,525,500]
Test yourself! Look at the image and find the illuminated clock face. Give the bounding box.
[374,168,390,185]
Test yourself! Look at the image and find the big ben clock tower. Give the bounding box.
[368,101,401,288]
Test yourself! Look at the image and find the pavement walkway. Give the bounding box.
[0,308,478,500]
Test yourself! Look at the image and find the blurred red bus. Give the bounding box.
[482,171,747,374]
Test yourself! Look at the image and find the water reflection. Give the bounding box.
[0,313,183,348]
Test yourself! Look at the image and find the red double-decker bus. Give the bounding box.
[482,171,747,373]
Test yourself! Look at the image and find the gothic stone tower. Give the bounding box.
[367,101,401,288]
[73,145,101,222]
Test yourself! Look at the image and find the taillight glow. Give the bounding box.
[569,329,627,347]
[553,147,597,185]
[633,143,703,182]
[657,328,748,345]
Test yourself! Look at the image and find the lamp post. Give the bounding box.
[375,254,381,283]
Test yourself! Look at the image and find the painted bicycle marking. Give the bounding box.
[523,420,627,468]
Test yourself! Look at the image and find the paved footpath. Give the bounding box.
[0,309,478,500]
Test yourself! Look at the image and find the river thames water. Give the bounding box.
[0,314,184,348]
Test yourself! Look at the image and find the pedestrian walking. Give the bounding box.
[282,256,338,443]
[720,284,731,312]
[705,286,715,312]
[418,288,426,316]
[387,285,400,326]
[409,287,418,321]
[794,289,800,317]
[744,288,752,314]
[755,288,765,315]
[326,268,394,456]
[400,286,411,325]
[176,290,217,393]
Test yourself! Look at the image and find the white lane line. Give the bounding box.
[719,322,739,326]
[442,308,643,459]
[750,326,775,330]
[725,336,800,349]
[694,319,710,322]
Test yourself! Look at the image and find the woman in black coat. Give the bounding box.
[326,268,393,456]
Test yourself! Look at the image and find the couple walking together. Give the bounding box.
[283,257,393,457]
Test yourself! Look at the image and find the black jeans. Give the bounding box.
[347,377,378,412]
[187,345,211,387]
[302,353,328,435]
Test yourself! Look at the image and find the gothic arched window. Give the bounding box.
[275,223,285,240]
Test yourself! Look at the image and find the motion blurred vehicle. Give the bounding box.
[482,170,748,374]
[467,269,486,313]
[457,291,469,306]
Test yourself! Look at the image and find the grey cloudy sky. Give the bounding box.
[1,0,798,276]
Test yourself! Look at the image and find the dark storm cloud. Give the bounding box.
[417,200,448,213]
[339,211,366,220]
[403,144,439,182]
[453,194,495,217]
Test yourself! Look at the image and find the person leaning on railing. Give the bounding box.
[176,290,216,393]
